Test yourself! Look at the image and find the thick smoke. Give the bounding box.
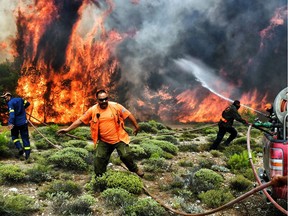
[0,0,287,122]
[0,0,18,61]
[105,0,287,102]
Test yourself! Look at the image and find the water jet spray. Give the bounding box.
[175,57,267,116]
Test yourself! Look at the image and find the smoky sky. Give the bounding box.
[0,0,287,115]
[105,0,287,101]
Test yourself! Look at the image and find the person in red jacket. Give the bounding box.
[210,100,248,150]
[57,89,144,177]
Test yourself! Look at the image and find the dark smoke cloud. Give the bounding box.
[105,0,287,102]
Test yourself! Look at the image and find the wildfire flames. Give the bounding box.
[16,0,122,123]
[2,1,287,124]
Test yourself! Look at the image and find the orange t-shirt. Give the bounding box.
[79,102,131,144]
[98,107,120,144]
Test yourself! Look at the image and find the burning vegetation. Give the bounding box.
[0,0,287,124]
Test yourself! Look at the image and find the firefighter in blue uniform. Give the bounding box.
[1,92,31,159]
[210,100,248,150]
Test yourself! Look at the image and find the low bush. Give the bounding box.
[129,144,148,160]
[178,159,194,167]
[0,164,26,184]
[223,145,246,158]
[34,137,56,149]
[199,189,234,208]
[101,188,135,209]
[143,156,170,173]
[61,139,88,148]
[68,126,92,140]
[179,131,198,140]
[155,135,178,145]
[47,147,90,171]
[63,194,95,215]
[227,150,255,172]
[140,142,165,158]
[190,168,224,193]
[40,180,82,198]
[124,197,166,216]
[201,127,217,135]
[147,120,168,131]
[26,164,52,183]
[138,122,158,134]
[198,158,214,169]
[229,175,253,192]
[149,139,178,155]
[0,131,11,157]
[124,126,134,136]
[95,171,143,194]
[178,144,199,152]
[210,150,223,157]
[0,193,39,216]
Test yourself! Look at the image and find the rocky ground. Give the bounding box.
[0,124,287,216]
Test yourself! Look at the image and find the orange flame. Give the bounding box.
[16,0,124,123]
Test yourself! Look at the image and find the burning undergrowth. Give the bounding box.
[0,0,287,124]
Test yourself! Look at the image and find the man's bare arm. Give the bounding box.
[57,119,83,134]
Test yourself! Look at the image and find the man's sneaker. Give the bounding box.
[136,169,144,177]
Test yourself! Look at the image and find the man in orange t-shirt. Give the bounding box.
[57,89,144,177]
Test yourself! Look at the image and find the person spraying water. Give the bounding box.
[175,57,267,116]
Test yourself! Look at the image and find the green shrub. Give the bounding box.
[61,139,88,148]
[0,131,11,157]
[148,120,167,130]
[201,127,217,135]
[31,125,58,139]
[198,158,214,169]
[178,160,194,167]
[34,137,55,149]
[49,192,71,215]
[48,147,89,171]
[140,142,165,158]
[199,189,234,208]
[229,175,253,191]
[129,144,148,160]
[139,122,158,133]
[140,139,177,158]
[233,137,250,145]
[95,171,143,194]
[0,193,39,216]
[0,164,26,184]
[63,194,95,215]
[26,164,52,183]
[210,150,223,157]
[242,168,255,181]
[191,168,224,193]
[149,139,178,155]
[125,127,134,136]
[168,175,185,189]
[179,131,198,140]
[143,157,170,173]
[32,125,70,143]
[101,188,136,208]
[178,144,199,152]
[124,198,166,216]
[68,126,92,140]
[155,135,178,145]
[41,180,82,198]
[227,150,255,172]
[223,145,246,158]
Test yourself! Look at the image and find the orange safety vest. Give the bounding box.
[79,102,130,148]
